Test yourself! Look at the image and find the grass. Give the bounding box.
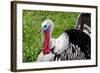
[23,10,79,62]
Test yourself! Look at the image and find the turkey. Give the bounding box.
[37,18,91,62]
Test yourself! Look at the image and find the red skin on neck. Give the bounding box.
[42,31,51,55]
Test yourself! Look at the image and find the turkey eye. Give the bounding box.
[44,25,47,28]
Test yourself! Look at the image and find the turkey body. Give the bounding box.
[59,29,91,60]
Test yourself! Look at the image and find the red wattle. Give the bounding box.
[42,31,51,55]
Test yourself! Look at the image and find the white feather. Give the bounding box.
[36,52,55,62]
[54,33,69,55]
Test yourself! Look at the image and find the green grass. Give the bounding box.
[23,10,79,62]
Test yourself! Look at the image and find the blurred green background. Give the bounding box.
[23,10,79,62]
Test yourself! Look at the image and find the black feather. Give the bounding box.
[64,29,91,59]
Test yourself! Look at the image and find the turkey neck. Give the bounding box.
[42,31,51,55]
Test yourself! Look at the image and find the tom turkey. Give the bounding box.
[37,14,91,62]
